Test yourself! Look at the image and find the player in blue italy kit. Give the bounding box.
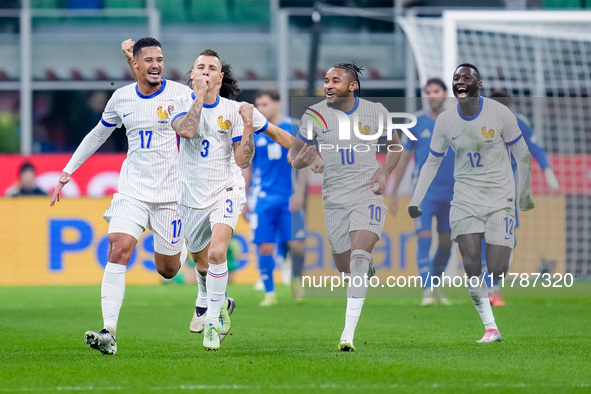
[389,78,454,306]
[484,89,560,306]
[247,90,307,306]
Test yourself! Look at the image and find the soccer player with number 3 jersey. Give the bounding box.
[408,64,535,343]
[168,49,268,351]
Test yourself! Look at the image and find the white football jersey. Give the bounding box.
[298,97,389,207]
[93,79,190,203]
[430,97,523,214]
[169,93,269,209]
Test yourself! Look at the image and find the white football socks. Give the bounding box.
[179,241,188,268]
[468,273,498,330]
[101,262,127,338]
[205,262,229,326]
[196,269,208,308]
[342,250,371,341]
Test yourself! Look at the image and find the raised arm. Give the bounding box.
[233,103,255,169]
[121,39,138,81]
[172,76,207,139]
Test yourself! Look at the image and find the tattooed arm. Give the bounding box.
[172,75,208,139]
[233,103,255,168]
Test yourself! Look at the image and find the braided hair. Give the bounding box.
[333,62,364,96]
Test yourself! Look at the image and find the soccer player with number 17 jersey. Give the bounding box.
[50,37,191,355]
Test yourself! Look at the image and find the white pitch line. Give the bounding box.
[1,382,589,392]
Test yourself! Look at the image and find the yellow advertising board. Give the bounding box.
[0,195,565,286]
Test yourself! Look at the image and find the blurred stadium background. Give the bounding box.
[0,0,590,286]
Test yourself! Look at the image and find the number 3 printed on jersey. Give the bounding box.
[201,139,210,158]
[224,199,234,218]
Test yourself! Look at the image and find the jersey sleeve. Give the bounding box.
[429,116,449,157]
[517,114,550,169]
[298,109,319,143]
[499,107,523,147]
[230,106,246,144]
[253,107,269,134]
[100,91,122,128]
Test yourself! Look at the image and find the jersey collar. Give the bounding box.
[135,78,167,99]
[328,95,359,115]
[457,96,483,121]
[193,93,221,108]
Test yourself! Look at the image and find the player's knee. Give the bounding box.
[157,264,178,279]
[463,260,482,278]
[417,230,432,238]
[289,241,305,256]
[107,240,135,264]
[488,263,509,279]
[208,245,227,264]
[259,243,274,256]
[194,259,209,273]
[155,255,180,279]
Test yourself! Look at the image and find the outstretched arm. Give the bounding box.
[50,120,116,206]
[262,123,292,149]
[407,152,444,217]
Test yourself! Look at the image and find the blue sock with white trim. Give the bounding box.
[259,254,275,294]
[417,237,432,289]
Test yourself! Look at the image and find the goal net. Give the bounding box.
[398,11,591,279]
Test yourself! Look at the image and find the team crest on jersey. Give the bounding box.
[218,115,231,134]
[157,105,169,124]
[358,122,370,135]
[481,126,495,143]
[420,128,431,138]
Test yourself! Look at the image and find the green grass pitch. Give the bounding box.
[0,284,590,393]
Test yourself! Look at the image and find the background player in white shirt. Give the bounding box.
[408,64,535,343]
[49,37,190,355]
[291,63,403,351]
